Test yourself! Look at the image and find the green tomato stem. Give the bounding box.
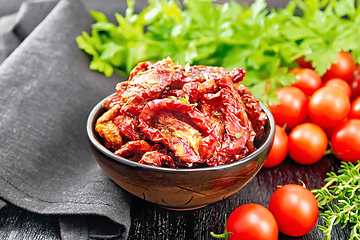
[210,231,232,239]
[210,216,233,239]
[324,148,333,156]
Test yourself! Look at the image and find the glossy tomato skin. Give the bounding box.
[349,96,360,119]
[331,119,360,163]
[227,203,278,240]
[289,68,322,96]
[268,184,319,237]
[269,86,308,131]
[263,125,288,168]
[321,117,347,140]
[350,65,360,101]
[325,78,351,99]
[288,123,328,165]
[322,51,356,82]
[295,56,313,69]
[308,86,350,128]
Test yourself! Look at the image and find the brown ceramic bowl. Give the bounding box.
[87,93,275,211]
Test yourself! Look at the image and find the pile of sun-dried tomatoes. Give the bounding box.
[95,57,267,168]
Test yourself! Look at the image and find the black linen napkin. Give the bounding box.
[0,0,58,64]
[0,12,20,64]
[12,0,59,42]
[0,0,133,239]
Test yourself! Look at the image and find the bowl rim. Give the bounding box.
[87,93,275,173]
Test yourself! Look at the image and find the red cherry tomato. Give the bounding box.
[322,118,347,140]
[349,65,360,100]
[269,86,308,131]
[349,96,360,119]
[295,56,313,69]
[322,51,356,82]
[288,123,328,165]
[325,78,351,99]
[289,68,322,96]
[268,184,319,237]
[263,125,288,168]
[331,119,360,163]
[226,203,278,240]
[308,86,350,128]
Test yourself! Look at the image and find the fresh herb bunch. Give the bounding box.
[76,0,360,105]
[281,0,360,76]
[311,161,360,240]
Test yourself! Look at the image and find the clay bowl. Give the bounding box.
[87,93,275,211]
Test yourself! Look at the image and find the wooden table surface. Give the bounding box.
[0,0,352,239]
[0,155,350,239]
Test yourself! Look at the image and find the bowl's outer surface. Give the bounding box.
[87,93,275,211]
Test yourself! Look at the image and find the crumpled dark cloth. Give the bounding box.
[0,0,141,239]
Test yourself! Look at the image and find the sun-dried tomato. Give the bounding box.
[139,151,174,167]
[114,140,152,157]
[95,121,123,151]
[102,95,124,110]
[113,115,143,141]
[229,68,247,83]
[118,58,174,104]
[95,57,267,168]
[96,104,121,125]
[181,82,206,103]
[237,84,268,139]
[202,88,255,165]
[139,98,217,163]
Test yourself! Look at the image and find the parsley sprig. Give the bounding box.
[311,161,360,240]
[76,0,360,105]
[281,0,360,76]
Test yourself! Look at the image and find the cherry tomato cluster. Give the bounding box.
[266,51,360,167]
[212,51,360,240]
[211,183,318,239]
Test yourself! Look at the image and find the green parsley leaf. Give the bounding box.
[146,79,158,85]
[77,0,360,105]
[89,58,113,77]
[76,32,99,57]
[178,94,190,104]
[212,112,222,116]
[184,62,191,73]
[235,132,242,139]
[90,10,108,22]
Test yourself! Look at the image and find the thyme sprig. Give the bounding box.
[311,161,360,240]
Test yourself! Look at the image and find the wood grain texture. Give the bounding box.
[0,204,60,240]
[126,155,352,240]
[0,157,352,239]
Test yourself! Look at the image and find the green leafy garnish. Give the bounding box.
[311,161,360,240]
[235,132,242,139]
[281,0,360,75]
[77,0,360,105]
[178,94,190,104]
[184,62,191,73]
[212,112,222,116]
[146,78,158,85]
[169,94,198,106]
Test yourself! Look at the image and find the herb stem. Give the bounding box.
[312,160,360,240]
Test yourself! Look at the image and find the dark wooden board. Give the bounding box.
[0,155,352,239]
